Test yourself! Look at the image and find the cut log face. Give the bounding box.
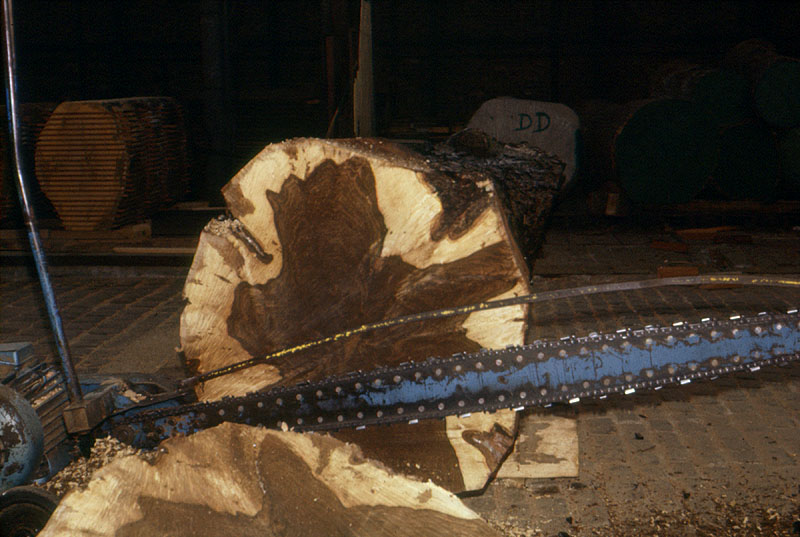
[39,423,500,537]
[180,137,538,492]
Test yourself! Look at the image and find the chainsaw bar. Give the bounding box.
[109,311,800,445]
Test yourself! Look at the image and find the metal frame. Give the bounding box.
[2,0,82,403]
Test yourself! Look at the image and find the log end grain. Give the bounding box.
[181,137,537,492]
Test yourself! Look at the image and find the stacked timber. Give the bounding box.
[180,135,563,493]
[0,103,57,224]
[579,41,800,205]
[34,97,189,231]
[649,59,782,201]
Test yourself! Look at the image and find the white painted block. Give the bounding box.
[468,97,581,190]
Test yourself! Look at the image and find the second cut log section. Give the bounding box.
[180,136,563,492]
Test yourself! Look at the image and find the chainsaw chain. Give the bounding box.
[180,274,800,388]
[111,311,800,438]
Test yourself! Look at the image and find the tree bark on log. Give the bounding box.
[466,97,580,191]
[180,136,562,492]
[39,423,500,537]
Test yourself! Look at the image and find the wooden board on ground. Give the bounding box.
[39,423,499,537]
[180,136,564,492]
[0,222,152,253]
[467,97,580,190]
[496,414,578,479]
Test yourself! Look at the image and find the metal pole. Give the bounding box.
[2,0,82,403]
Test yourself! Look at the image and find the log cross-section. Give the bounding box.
[39,424,501,537]
[181,136,561,492]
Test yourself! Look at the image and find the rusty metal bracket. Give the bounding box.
[62,390,116,435]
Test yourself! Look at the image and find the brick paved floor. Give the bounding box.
[0,268,186,378]
[1,222,799,536]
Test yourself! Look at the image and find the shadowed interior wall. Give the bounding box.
[9,0,800,200]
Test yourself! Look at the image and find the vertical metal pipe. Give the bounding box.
[2,0,83,403]
[200,0,234,205]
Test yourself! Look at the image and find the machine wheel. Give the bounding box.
[0,385,44,491]
[0,486,58,537]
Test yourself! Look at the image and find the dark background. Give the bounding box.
[12,0,800,202]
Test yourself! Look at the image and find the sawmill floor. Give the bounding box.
[1,206,799,537]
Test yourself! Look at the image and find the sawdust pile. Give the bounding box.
[481,503,799,537]
[39,437,158,497]
[586,503,799,537]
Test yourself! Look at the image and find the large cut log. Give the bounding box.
[34,97,189,231]
[649,60,752,128]
[724,39,800,128]
[180,136,563,492]
[39,423,499,537]
[578,99,719,205]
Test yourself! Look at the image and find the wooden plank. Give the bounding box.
[657,265,700,278]
[675,225,739,241]
[670,200,800,215]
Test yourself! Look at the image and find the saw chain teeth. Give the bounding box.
[109,312,800,442]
